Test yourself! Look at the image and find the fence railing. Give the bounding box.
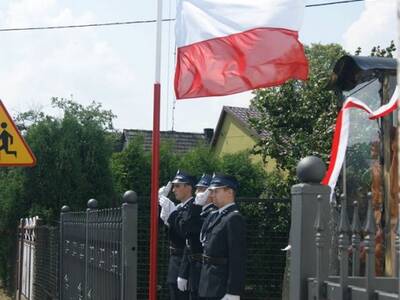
[136,196,290,300]
[289,156,400,300]
[16,216,40,300]
[16,192,290,300]
[60,191,138,300]
[34,224,59,300]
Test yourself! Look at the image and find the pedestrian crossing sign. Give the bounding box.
[0,100,36,166]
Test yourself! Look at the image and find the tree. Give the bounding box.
[0,97,117,289]
[249,42,396,198]
[21,99,116,219]
[0,169,25,289]
[249,43,348,195]
[111,137,270,198]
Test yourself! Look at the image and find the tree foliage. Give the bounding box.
[111,138,269,197]
[249,42,396,198]
[249,43,348,194]
[0,97,116,288]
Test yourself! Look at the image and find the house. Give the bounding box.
[211,106,276,172]
[122,129,214,154]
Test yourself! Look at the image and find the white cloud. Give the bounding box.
[0,0,145,129]
[343,0,396,54]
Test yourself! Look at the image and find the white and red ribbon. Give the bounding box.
[322,86,399,194]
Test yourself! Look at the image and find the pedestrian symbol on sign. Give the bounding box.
[0,122,17,157]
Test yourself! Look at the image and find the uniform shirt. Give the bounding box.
[166,197,194,284]
[176,201,217,291]
[218,202,235,214]
[198,203,246,298]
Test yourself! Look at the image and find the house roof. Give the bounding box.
[211,106,266,147]
[122,129,210,154]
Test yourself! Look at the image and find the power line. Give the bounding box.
[306,0,364,8]
[0,0,365,33]
[0,18,175,32]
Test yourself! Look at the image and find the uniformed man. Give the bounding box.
[198,174,246,300]
[159,170,196,300]
[176,174,217,299]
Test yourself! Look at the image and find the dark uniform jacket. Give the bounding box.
[166,198,194,284]
[198,203,246,298]
[176,203,217,291]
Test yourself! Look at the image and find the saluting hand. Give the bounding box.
[159,196,176,224]
[158,181,172,198]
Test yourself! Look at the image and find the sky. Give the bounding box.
[0,0,397,133]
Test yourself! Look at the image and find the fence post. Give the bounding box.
[351,201,361,276]
[59,205,71,300]
[17,218,24,300]
[314,194,325,300]
[32,217,42,300]
[337,195,350,300]
[85,199,98,300]
[289,156,331,300]
[121,190,138,300]
[364,193,376,300]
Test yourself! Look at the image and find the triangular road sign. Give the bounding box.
[0,100,36,166]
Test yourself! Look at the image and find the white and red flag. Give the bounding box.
[174,0,309,99]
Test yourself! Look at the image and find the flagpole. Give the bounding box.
[149,0,162,298]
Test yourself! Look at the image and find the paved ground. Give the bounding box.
[0,289,10,300]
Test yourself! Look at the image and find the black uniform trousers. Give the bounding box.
[175,203,217,300]
[166,199,195,300]
[198,204,246,298]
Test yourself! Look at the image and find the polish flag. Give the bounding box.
[174,0,309,99]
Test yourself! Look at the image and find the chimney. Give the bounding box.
[203,128,214,144]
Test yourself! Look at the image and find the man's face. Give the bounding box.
[210,187,232,208]
[173,183,192,202]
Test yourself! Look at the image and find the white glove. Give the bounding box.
[177,277,188,292]
[158,181,172,198]
[195,190,210,206]
[159,196,176,224]
[160,207,169,224]
[159,195,174,209]
[221,294,240,300]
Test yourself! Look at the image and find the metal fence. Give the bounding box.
[16,194,289,300]
[16,217,59,300]
[34,225,59,300]
[16,217,40,300]
[136,196,290,300]
[289,157,400,300]
[60,191,138,300]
